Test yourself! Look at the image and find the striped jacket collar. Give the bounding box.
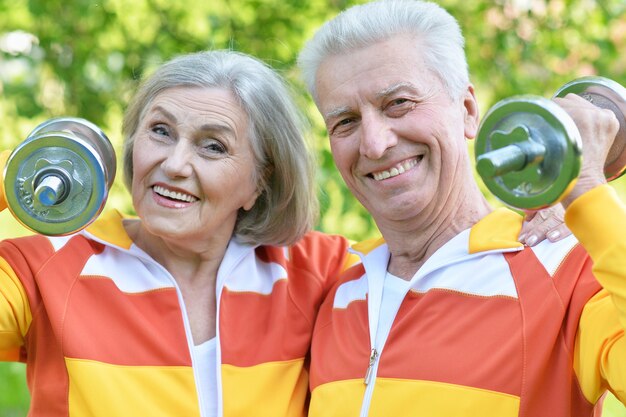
[350,207,524,258]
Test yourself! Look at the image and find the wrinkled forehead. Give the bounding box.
[314,44,444,118]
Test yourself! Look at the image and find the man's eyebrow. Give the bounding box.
[324,105,352,121]
[324,82,422,120]
[376,82,419,99]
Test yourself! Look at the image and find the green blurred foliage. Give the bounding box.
[1,0,625,415]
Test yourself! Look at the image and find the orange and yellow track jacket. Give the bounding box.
[308,185,626,417]
[0,206,350,417]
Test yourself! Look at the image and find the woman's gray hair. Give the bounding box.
[122,50,318,246]
[298,0,469,101]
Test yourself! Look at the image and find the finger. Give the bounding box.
[547,223,572,242]
[519,205,567,246]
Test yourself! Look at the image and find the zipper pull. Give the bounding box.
[364,348,378,385]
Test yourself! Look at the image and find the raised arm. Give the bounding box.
[556,93,626,405]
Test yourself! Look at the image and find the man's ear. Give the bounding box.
[463,84,480,140]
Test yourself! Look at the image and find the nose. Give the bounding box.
[161,141,193,178]
[359,114,396,159]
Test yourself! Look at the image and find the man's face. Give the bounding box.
[315,34,478,227]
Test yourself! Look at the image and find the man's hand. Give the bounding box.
[555,93,619,208]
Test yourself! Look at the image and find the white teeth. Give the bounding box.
[372,158,418,181]
[153,185,198,203]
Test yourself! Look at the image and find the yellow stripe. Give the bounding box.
[309,379,365,417]
[575,289,626,404]
[222,359,308,417]
[469,208,523,254]
[85,209,134,249]
[567,185,626,404]
[351,236,386,255]
[310,378,520,417]
[0,257,32,359]
[370,378,520,416]
[66,358,200,417]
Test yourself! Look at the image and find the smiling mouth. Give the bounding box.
[153,185,199,203]
[371,157,421,181]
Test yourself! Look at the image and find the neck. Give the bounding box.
[125,219,228,285]
[380,182,492,280]
[124,219,229,344]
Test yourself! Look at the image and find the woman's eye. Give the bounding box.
[200,139,227,154]
[150,124,171,137]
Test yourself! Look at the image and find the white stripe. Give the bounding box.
[81,244,174,293]
[410,253,518,298]
[47,235,73,251]
[333,274,368,308]
[407,229,518,297]
[529,234,579,277]
[222,255,287,294]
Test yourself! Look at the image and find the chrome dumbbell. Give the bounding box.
[2,117,116,235]
[475,76,626,209]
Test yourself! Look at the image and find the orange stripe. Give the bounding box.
[219,280,313,366]
[0,235,54,309]
[219,233,349,367]
[63,277,190,365]
[26,308,72,417]
[505,245,599,416]
[310,287,523,395]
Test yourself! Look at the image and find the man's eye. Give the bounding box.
[331,118,356,135]
[386,98,415,117]
[390,98,409,107]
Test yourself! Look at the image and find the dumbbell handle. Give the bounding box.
[34,174,67,206]
[476,140,545,179]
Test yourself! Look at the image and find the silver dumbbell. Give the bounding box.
[3,117,116,235]
[475,76,626,209]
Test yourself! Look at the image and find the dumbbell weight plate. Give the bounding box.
[553,76,626,180]
[3,118,115,235]
[475,95,582,209]
[27,118,117,190]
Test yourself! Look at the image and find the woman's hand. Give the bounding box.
[519,204,571,247]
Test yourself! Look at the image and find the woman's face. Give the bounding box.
[131,86,259,246]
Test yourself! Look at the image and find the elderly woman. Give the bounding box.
[0,50,350,417]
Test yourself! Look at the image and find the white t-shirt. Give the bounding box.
[192,337,218,417]
[375,272,412,349]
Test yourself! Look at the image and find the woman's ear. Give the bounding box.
[243,164,272,211]
[242,189,260,211]
[463,85,480,140]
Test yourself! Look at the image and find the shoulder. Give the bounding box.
[254,231,348,256]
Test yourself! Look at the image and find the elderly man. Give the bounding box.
[297,0,626,416]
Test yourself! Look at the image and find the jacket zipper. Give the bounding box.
[360,346,380,417]
[364,348,379,385]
